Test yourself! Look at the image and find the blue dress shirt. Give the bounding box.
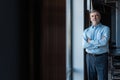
[83,23,110,54]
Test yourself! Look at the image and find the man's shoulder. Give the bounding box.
[101,24,109,28]
[84,26,91,31]
[84,28,89,33]
[100,24,110,32]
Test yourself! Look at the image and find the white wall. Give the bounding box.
[66,0,84,80]
[72,0,84,80]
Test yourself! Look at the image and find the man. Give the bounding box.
[83,10,110,80]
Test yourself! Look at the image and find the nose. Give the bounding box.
[94,16,97,19]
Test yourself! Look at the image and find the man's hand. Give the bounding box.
[102,36,105,39]
[87,38,91,43]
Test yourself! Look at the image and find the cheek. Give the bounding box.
[97,18,100,22]
[97,16,101,20]
[90,18,94,21]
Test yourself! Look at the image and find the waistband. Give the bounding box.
[87,52,108,57]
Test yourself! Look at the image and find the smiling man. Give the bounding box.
[83,10,110,80]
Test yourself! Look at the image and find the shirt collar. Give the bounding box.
[91,23,102,29]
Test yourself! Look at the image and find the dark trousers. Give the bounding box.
[86,53,108,80]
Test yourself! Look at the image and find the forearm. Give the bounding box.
[89,27,110,47]
[89,37,109,47]
[83,38,98,49]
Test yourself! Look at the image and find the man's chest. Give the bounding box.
[86,28,103,40]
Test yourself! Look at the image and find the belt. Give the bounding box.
[88,52,108,57]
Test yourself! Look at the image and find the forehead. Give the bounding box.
[90,12,100,16]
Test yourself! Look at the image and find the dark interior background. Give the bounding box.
[0,0,66,80]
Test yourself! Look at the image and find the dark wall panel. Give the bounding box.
[40,0,66,80]
[0,0,66,80]
[0,0,20,80]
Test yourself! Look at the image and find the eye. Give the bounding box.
[91,15,94,17]
[96,14,99,17]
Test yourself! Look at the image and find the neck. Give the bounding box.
[92,22,100,26]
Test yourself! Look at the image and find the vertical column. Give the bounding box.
[66,0,72,80]
[72,0,84,80]
[116,1,120,47]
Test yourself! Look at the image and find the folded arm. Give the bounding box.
[83,27,110,49]
[89,27,110,47]
[83,30,98,49]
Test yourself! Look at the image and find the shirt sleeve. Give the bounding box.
[89,27,110,47]
[83,29,98,49]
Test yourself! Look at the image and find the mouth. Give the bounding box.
[93,19,97,21]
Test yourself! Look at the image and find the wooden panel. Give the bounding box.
[40,0,66,80]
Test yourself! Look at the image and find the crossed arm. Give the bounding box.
[83,27,110,49]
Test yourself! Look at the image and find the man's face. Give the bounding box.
[90,12,101,25]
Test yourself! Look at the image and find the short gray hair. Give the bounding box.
[89,10,101,16]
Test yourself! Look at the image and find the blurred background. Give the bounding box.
[0,0,65,80]
[1,0,120,80]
